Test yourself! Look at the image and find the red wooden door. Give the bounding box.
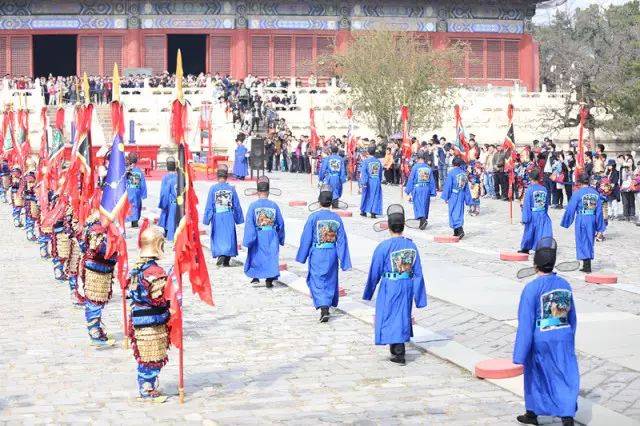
[144,35,167,75]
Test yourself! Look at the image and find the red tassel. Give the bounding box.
[138,217,150,249]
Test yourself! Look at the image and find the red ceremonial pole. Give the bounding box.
[400,105,410,201]
[575,105,588,182]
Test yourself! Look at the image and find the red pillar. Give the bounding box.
[232,29,248,79]
[126,29,141,68]
[430,33,447,51]
[336,29,350,53]
[519,34,538,92]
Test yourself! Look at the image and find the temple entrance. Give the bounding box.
[33,35,77,78]
[167,34,207,75]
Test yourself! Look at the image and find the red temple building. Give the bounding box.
[0,1,543,91]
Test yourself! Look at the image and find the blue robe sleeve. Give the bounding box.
[569,292,577,336]
[463,180,473,206]
[158,176,169,210]
[337,217,352,271]
[412,249,427,308]
[561,191,579,228]
[340,158,347,183]
[275,205,285,246]
[359,159,368,187]
[363,244,385,300]
[513,285,536,365]
[242,205,257,248]
[295,215,315,264]
[429,169,437,196]
[441,173,452,201]
[404,166,415,195]
[595,194,605,232]
[521,188,532,224]
[139,168,148,200]
[318,158,327,181]
[203,186,215,226]
[232,188,244,224]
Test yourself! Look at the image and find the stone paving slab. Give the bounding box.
[0,204,534,424]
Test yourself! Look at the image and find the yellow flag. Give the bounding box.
[82,72,90,105]
[112,63,121,103]
[176,49,184,103]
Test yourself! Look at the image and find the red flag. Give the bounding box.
[172,99,214,306]
[575,106,589,181]
[64,104,94,227]
[309,108,319,151]
[18,107,31,162]
[401,106,411,175]
[453,105,470,161]
[164,272,183,348]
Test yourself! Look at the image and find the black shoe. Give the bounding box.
[453,227,459,237]
[250,278,259,284]
[319,307,330,323]
[265,279,274,288]
[389,354,406,365]
[222,256,231,267]
[561,417,574,426]
[370,213,377,219]
[580,259,592,273]
[131,221,139,228]
[458,228,465,239]
[516,411,538,425]
[518,249,530,254]
[419,218,427,230]
[216,257,224,266]
[360,212,367,217]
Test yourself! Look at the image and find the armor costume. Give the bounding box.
[80,215,117,345]
[127,224,170,400]
[37,190,55,259]
[9,165,24,227]
[22,158,39,241]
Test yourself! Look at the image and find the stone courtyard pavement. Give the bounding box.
[1,170,639,425]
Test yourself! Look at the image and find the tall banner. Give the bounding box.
[503,104,516,223]
[400,105,411,179]
[454,105,470,161]
[575,106,589,182]
[169,50,214,404]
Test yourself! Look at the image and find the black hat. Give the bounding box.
[578,172,590,185]
[528,168,540,182]
[367,145,376,156]
[244,176,282,197]
[256,175,270,193]
[318,183,333,207]
[331,145,339,154]
[217,164,229,179]
[534,237,557,273]
[452,156,464,167]
[387,204,405,233]
[166,156,176,172]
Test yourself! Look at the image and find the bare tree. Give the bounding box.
[319,30,464,137]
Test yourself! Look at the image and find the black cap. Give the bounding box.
[256,175,270,193]
[534,237,557,273]
[578,172,590,185]
[387,204,405,233]
[318,183,333,206]
[367,145,376,156]
[166,156,176,172]
[217,164,229,179]
[528,168,540,182]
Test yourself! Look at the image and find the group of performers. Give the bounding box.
[0,145,171,402]
[2,129,591,423]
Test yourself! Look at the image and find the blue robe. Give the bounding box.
[243,198,285,279]
[233,145,248,178]
[126,166,147,222]
[513,273,579,418]
[203,182,244,258]
[358,157,383,215]
[157,172,177,241]
[520,183,553,251]
[363,237,427,345]
[404,163,437,219]
[440,166,472,229]
[560,186,605,260]
[318,154,347,200]
[296,209,352,308]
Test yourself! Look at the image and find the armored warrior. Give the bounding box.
[22,156,39,241]
[56,204,84,305]
[0,157,10,202]
[9,165,24,227]
[80,213,118,346]
[127,223,171,402]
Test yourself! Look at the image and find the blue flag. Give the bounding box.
[100,134,129,225]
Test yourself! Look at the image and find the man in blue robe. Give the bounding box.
[441,157,472,238]
[125,153,147,228]
[358,146,383,218]
[232,138,249,180]
[203,165,244,267]
[519,169,553,254]
[513,237,578,426]
[157,157,177,241]
[318,145,347,208]
[405,151,436,230]
[296,184,352,322]
[560,173,605,273]
[243,176,285,288]
[363,204,427,365]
